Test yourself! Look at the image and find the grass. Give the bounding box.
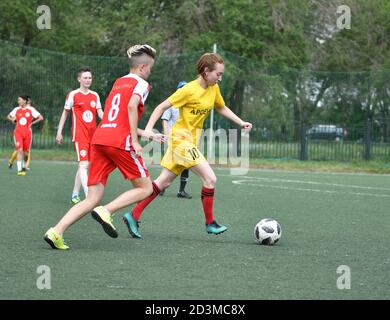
[1,160,389,299]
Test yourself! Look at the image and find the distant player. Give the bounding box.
[56,66,103,205]
[123,53,252,238]
[44,44,165,250]
[8,96,33,170]
[159,81,192,199]
[7,95,43,175]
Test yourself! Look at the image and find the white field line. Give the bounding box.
[221,175,390,192]
[230,178,390,198]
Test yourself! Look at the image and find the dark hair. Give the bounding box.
[77,66,92,78]
[197,53,224,78]
[18,95,29,102]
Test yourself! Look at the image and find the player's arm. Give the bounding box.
[7,114,16,123]
[56,109,70,145]
[128,94,143,156]
[144,99,172,134]
[137,128,165,143]
[97,108,104,120]
[31,114,44,126]
[216,105,252,131]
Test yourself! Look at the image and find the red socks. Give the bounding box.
[132,182,161,221]
[201,187,215,224]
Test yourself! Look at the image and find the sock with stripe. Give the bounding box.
[132,182,161,221]
[201,186,215,224]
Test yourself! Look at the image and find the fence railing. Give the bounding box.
[1,119,389,161]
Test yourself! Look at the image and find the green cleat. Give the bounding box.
[123,212,142,238]
[206,220,227,235]
[44,228,69,250]
[70,195,81,205]
[91,206,118,238]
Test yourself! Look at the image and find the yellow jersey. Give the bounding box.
[167,79,225,146]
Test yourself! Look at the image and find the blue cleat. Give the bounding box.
[206,220,227,235]
[123,212,142,239]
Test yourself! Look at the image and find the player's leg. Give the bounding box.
[71,169,82,204]
[78,160,89,197]
[177,169,192,199]
[71,142,89,203]
[13,132,25,175]
[44,184,105,250]
[123,168,177,238]
[8,150,17,169]
[21,134,31,172]
[190,161,227,235]
[15,148,24,175]
[25,150,31,170]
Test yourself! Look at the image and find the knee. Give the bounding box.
[204,175,217,188]
[79,161,89,170]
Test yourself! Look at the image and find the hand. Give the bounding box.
[241,121,253,132]
[56,133,63,145]
[152,133,167,143]
[132,141,143,157]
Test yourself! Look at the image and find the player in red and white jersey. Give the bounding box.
[7,95,43,176]
[44,44,165,250]
[56,66,103,205]
[8,95,34,171]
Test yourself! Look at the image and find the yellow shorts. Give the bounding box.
[161,140,206,175]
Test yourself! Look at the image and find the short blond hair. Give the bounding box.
[127,44,156,68]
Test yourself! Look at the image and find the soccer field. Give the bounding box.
[1,160,389,300]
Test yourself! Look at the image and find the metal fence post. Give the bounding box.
[299,122,307,161]
[363,117,372,160]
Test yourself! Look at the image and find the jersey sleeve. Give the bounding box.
[132,80,150,105]
[214,84,225,109]
[167,86,190,109]
[9,107,18,118]
[29,107,41,118]
[64,91,74,110]
[161,108,172,121]
[94,92,102,110]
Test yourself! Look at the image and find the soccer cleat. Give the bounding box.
[123,212,142,238]
[8,162,13,170]
[177,190,192,199]
[44,228,69,250]
[17,170,26,176]
[70,195,81,205]
[91,206,118,238]
[206,220,227,235]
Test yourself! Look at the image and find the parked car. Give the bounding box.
[306,125,347,141]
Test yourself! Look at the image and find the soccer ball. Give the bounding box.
[254,218,282,245]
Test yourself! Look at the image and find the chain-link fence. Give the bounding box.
[1,40,389,161]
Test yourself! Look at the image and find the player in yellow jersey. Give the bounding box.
[123,53,252,238]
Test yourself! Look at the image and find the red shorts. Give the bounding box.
[88,145,149,187]
[14,130,32,152]
[74,141,91,162]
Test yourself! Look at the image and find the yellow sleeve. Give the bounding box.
[167,86,189,109]
[214,84,225,109]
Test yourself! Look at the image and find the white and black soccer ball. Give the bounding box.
[254,218,282,245]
